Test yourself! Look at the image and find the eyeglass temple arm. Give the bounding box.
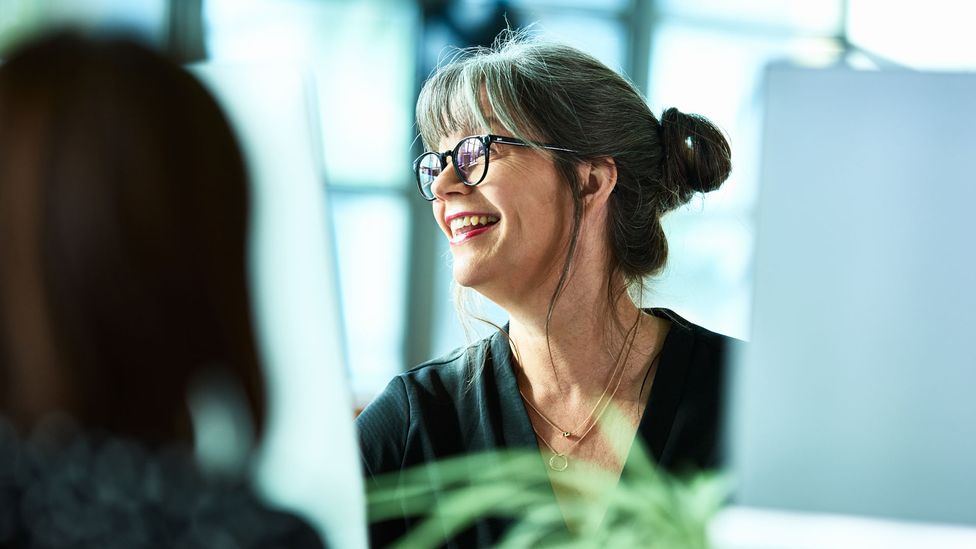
[488,134,576,153]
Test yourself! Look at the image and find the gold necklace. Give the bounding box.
[532,347,663,472]
[518,314,640,438]
[530,352,632,471]
[519,315,644,471]
[518,347,627,439]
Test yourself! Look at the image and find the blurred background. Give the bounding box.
[1,1,974,545]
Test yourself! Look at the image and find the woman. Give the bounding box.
[358,32,734,546]
[0,32,323,548]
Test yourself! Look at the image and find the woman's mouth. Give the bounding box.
[447,214,499,245]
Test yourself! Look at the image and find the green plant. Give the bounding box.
[368,434,727,548]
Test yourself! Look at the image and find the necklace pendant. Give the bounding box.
[548,454,569,472]
[561,431,571,438]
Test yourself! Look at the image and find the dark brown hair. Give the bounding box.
[0,32,265,448]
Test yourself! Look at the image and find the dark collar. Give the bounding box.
[487,327,538,450]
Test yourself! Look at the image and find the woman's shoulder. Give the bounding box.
[650,307,741,357]
[648,307,740,419]
[358,331,505,430]
[398,330,505,393]
[356,330,510,480]
[0,422,325,548]
[644,308,741,469]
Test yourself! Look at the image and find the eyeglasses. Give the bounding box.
[413,134,576,201]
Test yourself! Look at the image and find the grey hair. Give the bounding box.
[418,30,731,370]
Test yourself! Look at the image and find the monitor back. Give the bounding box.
[729,65,976,526]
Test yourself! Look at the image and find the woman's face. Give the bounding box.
[429,130,575,304]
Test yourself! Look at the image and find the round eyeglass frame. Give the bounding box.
[413,134,576,201]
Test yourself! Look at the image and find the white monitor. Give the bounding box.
[191,64,365,549]
[729,64,976,529]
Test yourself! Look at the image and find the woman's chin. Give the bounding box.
[451,255,502,291]
[451,265,484,289]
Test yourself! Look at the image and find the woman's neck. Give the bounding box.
[505,271,654,402]
[476,215,665,403]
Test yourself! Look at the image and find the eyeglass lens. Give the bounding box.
[455,137,487,184]
[416,137,487,199]
[417,154,442,198]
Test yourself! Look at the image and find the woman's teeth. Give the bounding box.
[449,215,498,234]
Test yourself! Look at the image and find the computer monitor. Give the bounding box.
[729,64,976,527]
[191,64,365,549]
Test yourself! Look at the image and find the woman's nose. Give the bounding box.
[429,161,472,201]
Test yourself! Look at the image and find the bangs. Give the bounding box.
[416,61,486,150]
[415,42,550,151]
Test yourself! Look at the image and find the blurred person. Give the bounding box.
[0,31,324,548]
[358,31,736,546]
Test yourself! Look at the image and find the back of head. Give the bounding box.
[0,32,265,448]
[417,30,732,286]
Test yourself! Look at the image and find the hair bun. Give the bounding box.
[659,107,732,204]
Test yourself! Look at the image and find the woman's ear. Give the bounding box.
[580,157,617,208]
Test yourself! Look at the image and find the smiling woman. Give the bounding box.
[357,29,736,547]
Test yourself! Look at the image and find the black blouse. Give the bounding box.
[356,309,736,547]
